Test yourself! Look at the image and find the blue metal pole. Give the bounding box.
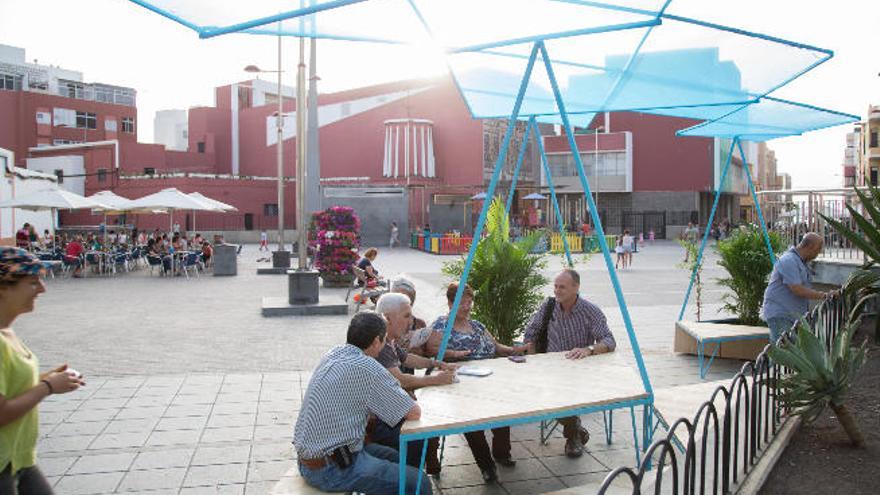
[539,42,653,397]
[505,122,531,215]
[737,139,776,264]
[678,137,738,321]
[412,42,540,495]
[531,117,573,266]
[435,42,541,362]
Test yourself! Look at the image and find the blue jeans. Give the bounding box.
[767,317,796,345]
[299,443,433,495]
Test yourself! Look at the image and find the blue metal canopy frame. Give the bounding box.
[120,1,862,493]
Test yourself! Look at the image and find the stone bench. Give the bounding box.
[674,320,769,378]
[270,466,354,494]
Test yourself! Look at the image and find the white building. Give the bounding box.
[154,109,188,151]
[0,147,59,243]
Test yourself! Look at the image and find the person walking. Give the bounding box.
[389,222,400,248]
[259,229,269,252]
[0,247,85,494]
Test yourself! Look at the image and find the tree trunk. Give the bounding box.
[830,403,866,448]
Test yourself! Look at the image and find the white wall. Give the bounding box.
[0,148,58,241]
[26,155,85,195]
[154,109,188,151]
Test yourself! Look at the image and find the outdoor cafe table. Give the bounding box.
[399,352,652,493]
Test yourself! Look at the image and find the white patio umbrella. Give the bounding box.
[187,192,237,232]
[87,191,140,246]
[128,188,220,271]
[0,187,112,232]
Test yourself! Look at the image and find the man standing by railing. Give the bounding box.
[761,232,835,343]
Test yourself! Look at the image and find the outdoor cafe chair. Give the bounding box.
[145,254,164,276]
[84,252,104,277]
[181,252,202,279]
[61,255,81,278]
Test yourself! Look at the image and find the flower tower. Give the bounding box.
[310,206,361,287]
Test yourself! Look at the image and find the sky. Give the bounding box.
[0,0,877,190]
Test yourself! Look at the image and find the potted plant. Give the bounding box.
[443,197,548,345]
[674,226,785,360]
[310,206,360,288]
[715,226,785,326]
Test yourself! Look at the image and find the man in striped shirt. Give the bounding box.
[294,312,433,494]
[523,268,616,458]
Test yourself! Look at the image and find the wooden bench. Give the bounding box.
[674,320,769,378]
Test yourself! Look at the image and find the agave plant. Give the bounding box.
[769,319,868,447]
[443,197,548,346]
[820,183,880,342]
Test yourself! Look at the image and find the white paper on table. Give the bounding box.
[456,365,493,377]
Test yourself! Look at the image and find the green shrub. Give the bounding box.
[716,226,785,326]
[443,197,548,345]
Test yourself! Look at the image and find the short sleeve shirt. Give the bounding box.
[293,344,415,459]
[762,248,811,321]
[429,316,496,360]
[523,297,616,352]
[0,336,39,475]
[376,341,408,370]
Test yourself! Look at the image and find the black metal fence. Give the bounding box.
[599,295,848,494]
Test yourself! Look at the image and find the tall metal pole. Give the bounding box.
[296,36,308,270]
[276,35,285,251]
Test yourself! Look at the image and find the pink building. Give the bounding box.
[1,42,754,243]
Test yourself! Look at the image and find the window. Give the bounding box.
[197,142,206,153]
[143,167,155,175]
[871,131,878,149]
[121,117,134,133]
[75,111,97,129]
[97,168,107,182]
[52,139,82,146]
[64,81,84,99]
[54,169,64,184]
[263,204,279,216]
[1,74,21,91]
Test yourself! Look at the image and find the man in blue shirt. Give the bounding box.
[761,233,834,343]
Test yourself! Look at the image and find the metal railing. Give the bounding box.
[749,188,866,262]
[599,295,848,494]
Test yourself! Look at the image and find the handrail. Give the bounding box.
[599,294,847,494]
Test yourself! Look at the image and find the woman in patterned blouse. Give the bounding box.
[424,282,528,483]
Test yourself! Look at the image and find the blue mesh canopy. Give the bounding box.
[676,97,859,142]
[129,0,840,135]
[130,0,668,45]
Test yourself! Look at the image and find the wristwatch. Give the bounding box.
[587,345,595,356]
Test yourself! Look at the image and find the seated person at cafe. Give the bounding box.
[201,242,213,266]
[389,277,431,356]
[370,293,457,473]
[522,268,616,458]
[293,312,432,495]
[356,247,385,287]
[64,236,85,278]
[425,282,529,483]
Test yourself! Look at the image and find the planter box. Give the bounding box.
[320,273,354,288]
[675,320,770,361]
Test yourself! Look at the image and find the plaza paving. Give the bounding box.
[19,240,749,494]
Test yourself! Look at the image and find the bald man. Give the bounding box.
[761,232,834,344]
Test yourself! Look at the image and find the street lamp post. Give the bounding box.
[245,36,289,265]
